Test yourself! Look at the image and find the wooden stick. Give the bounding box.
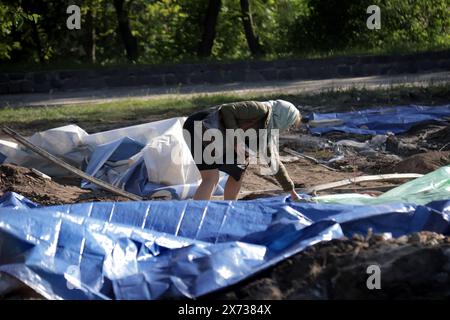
[325,184,400,193]
[303,173,423,194]
[308,118,344,128]
[1,126,143,201]
[283,147,338,172]
[240,173,423,196]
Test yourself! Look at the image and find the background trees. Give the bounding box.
[0,0,448,69]
[287,0,450,55]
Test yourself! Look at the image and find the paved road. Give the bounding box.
[1,71,449,108]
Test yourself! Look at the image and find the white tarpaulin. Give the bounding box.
[0,118,221,199]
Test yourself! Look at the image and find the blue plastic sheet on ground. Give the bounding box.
[0,189,449,300]
[307,104,450,135]
[82,137,145,190]
[0,192,39,210]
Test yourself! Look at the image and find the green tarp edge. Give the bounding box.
[315,166,450,205]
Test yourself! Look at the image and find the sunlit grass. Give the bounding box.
[1,84,449,130]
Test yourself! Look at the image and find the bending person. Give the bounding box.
[183,100,302,201]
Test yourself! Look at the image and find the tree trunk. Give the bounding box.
[31,19,45,63]
[85,8,96,63]
[240,0,264,57]
[22,0,45,63]
[197,0,222,57]
[113,0,138,61]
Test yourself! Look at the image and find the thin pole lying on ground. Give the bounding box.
[283,147,338,172]
[301,173,423,194]
[240,173,423,197]
[1,126,143,201]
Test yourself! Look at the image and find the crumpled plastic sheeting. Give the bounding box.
[0,125,91,177]
[0,191,449,300]
[0,118,220,199]
[81,134,226,199]
[308,105,450,135]
[82,137,145,189]
[117,156,227,199]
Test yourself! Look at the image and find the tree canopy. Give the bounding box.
[0,0,448,69]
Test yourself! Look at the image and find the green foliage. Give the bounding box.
[128,0,206,64]
[0,0,448,69]
[0,4,35,60]
[213,0,248,60]
[287,0,450,55]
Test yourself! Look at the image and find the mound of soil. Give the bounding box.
[0,273,42,300]
[426,126,450,150]
[340,153,403,175]
[0,164,86,205]
[386,135,428,157]
[208,231,450,300]
[392,151,450,174]
[0,164,128,205]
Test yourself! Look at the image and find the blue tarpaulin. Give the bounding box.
[82,137,145,190]
[307,105,450,135]
[0,175,449,299]
[0,192,39,210]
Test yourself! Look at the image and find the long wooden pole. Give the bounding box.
[283,147,338,172]
[1,126,143,201]
[240,173,423,196]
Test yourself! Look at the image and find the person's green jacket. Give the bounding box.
[218,101,295,192]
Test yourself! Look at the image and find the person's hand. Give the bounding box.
[290,190,315,203]
[290,189,301,201]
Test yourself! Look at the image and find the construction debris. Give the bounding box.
[240,172,422,197]
[302,173,423,194]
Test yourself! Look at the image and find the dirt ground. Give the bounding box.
[241,122,450,199]
[206,231,450,300]
[0,164,128,205]
[6,123,449,205]
[0,108,449,299]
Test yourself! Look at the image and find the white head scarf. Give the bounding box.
[261,100,300,174]
[267,100,300,131]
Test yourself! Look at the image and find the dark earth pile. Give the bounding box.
[426,126,450,151]
[392,151,450,174]
[207,232,450,300]
[0,164,128,205]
